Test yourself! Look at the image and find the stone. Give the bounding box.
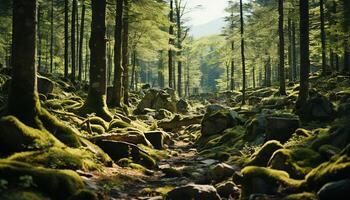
[247,140,283,167]
[144,131,164,149]
[216,181,240,198]
[167,184,221,200]
[206,104,225,113]
[337,103,350,117]
[201,109,240,137]
[155,109,173,120]
[317,179,350,200]
[92,131,152,147]
[176,99,189,113]
[245,115,267,141]
[266,116,301,143]
[38,76,55,96]
[136,89,177,114]
[209,163,237,182]
[297,94,336,122]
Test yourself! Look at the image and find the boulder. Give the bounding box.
[167,184,221,200]
[176,99,189,113]
[266,116,301,143]
[245,115,267,141]
[247,140,283,167]
[95,140,156,169]
[216,181,240,198]
[209,163,237,182]
[155,109,173,120]
[144,131,164,149]
[317,179,350,200]
[206,104,225,113]
[337,103,350,117]
[201,109,240,137]
[297,94,336,122]
[38,75,55,96]
[136,89,177,114]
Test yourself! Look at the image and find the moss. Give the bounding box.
[294,128,312,137]
[305,152,350,190]
[247,140,284,167]
[108,119,131,131]
[162,167,182,177]
[283,192,317,200]
[0,160,84,200]
[241,166,303,200]
[0,116,63,157]
[0,191,49,200]
[318,145,341,159]
[79,138,112,167]
[38,109,81,148]
[69,189,99,200]
[7,147,100,170]
[82,124,105,135]
[45,100,63,110]
[118,158,133,167]
[88,116,108,130]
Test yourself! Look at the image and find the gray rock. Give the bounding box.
[216,181,240,198]
[266,116,301,143]
[167,184,221,200]
[209,163,237,182]
[206,104,225,113]
[155,109,173,120]
[317,179,350,200]
[176,99,189,113]
[37,75,54,96]
[298,94,336,121]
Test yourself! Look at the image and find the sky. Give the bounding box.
[186,0,228,26]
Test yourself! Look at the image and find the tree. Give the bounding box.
[296,0,310,109]
[71,0,77,81]
[111,0,124,107]
[80,0,112,121]
[320,0,327,75]
[168,0,174,88]
[8,0,39,126]
[50,0,54,73]
[239,0,246,105]
[64,0,69,78]
[122,0,130,105]
[78,1,86,81]
[278,0,286,95]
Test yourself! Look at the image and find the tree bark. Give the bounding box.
[111,0,124,107]
[122,0,129,106]
[82,0,111,121]
[239,0,246,105]
[291,21,297,81]
[8,0,40,126]
[230,41,235,90]
[38,4,42,72]
[278,0,286,95]
[71,0,77,81]
[175,1,182,97]
[64,0,69,78]
[320,0,327,75]
[297,0,310,109]
[131,50,136,90]
[78,2,85,81]
[50,0,54,73]
[288,15,293,81]
[158,51,165,88]
[168,0,174,88]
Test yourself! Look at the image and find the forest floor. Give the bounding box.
[0,72,350,200]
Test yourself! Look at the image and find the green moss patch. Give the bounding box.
[247,140,284,167]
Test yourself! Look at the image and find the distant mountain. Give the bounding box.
[190,18,225,39]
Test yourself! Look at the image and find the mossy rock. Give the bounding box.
[318,145,341,160]
[311,124,350,151]
[162,167,182,178]
[0,116,63,157]
[241,166,303,200]
[108,119,131,131]
[201,109,239,137]
[0,160,84,200]
[268,148,324,179]
[0,191,49,200]
[305,146,350,190]
[69,189,99,200]
[38,109,81,148]
[96,140,156,169]
[283,192,317,200]
[247,140,284,167]
[87,116,108,130]
[7,146,100,170]
[144,131,164,149]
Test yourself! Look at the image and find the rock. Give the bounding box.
[209,163,237,182]
[247,140,283,167]
[245,115,267,141]
[161,167,182,178]
[167,184,221,200]
[95,140,156,169]
[297,93,336,121]
[37,75,55,96]
[155,109,173,120]
[92,131,152,147]
[136,89,177,114]
[158,115,202,132]
[266,116,301,143]
[144,131,164,149]
[337,103,350,117]
[216,181,240,198]
[176,99,189,113]
[206,104,225,113]
[248,194,280,200]
[317,179,350,200]
[201,109,240,137]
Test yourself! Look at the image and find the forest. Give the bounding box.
[0,0,349,199]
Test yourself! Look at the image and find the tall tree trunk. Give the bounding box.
[320,0,327,75]
[131,49,136,90]
[292,21,297,81]
[266,55,272,87]
[71,0,77,81]
[38,4,42,72]
[9,0,40,126]
[111,0,123,107]
[252,64,256,88]
[168,0,174,88]
[288,15,293,81]
[82,0,111,121]
[175,2,182,97]
[239,0,246,105]
[297,0,310,109]
[78,2,85,81]
[84,37,89,81]
[344,47,350,72]
[278,0,286,95]
[230,41,235,90]
[50,0,54,73]
[122,0,130,106]
[158,51,164,88]
[64,0,69,78]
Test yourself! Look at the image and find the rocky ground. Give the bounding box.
[0,72,349,200]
